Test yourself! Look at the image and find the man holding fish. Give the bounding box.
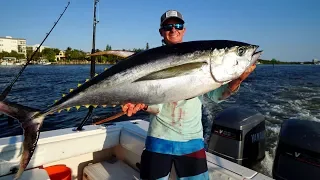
[0,8,261,179]
[121,10,257,180]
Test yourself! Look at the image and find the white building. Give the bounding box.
[0,36,27,58]
[55,50,65,61]
[313,59,319,65]
[26,44,50,52]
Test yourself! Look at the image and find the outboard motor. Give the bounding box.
[207,106,266,168]
[272,119,320,180]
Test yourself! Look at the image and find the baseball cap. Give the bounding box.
[160,10,184,26]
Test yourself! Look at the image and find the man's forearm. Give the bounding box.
[219,78,242,100]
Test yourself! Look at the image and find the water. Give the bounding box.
[0,64,319,177]
[0,65,150,137]
[215,64,320,176]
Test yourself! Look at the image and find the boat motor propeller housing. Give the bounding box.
[207,106,266,168]
[272,119,320,180]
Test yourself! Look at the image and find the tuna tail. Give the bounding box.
[0,101,45,180]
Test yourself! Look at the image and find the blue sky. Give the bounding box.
[1,0,319,62]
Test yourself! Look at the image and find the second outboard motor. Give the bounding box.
[272,119,320,180]
[207,106,266,168]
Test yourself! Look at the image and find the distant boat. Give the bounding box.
[1,57,16,66]
[39,59,52,65]
[14,62,26,65]
[0,60,14,66]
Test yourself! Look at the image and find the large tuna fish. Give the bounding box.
[0,40,262,179]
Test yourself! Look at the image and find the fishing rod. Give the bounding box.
[0,1,71,101]
[75,0,99,131]
[94,112,125,125]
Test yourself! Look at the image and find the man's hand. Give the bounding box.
[219,64,256,100]
[228,64,256,92]
[121,103,148,117]
[240,64,256,81]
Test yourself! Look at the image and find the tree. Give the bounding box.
[26,49,41,61]
[52,48,61,55]
[69,49,86,60]
[0,50,25,59]
[132,48,144,53]
[0,51,10,59]
[9,50,19,58]
[41,48,56,62]
[65,47,72,60]
[105,44,112,51]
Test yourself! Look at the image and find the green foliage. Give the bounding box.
[105,44,112,51]
[257,59,313,65]
[94,47,119,64]
[65,47,72,60]
[0,50,25,59]
[42,48,56,62]
[132,48,145,53]
[52,48,61,55]
[26,49,41,60]
[64,47,86,61]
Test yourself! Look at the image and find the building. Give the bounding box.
[313,59,319,65]
[26,44,50,52]
[0,36,27,58]
[55,50,65,61]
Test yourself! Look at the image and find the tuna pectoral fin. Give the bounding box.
[0,101,45,180]
[89,50,135,58]
[135,62,207,82]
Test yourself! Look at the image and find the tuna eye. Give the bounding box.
[237,47,246,56]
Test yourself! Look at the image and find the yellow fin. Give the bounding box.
[62,94,66,97]
[66,107,71,112]
[102,105,107,108]
[93,105,98,108]
[75,106,81,110]
[57,109,63,113]
[83,105,90,108]
[54,100,58,103]
[69,89,73,92]
[78,83,82,87]
[112,105,117,107]
[94,73,98,77]
[85,79,89,82]
[104,67,108,70]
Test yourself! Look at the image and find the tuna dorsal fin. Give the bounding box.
[89,50,135,58]
[135,62,207,82]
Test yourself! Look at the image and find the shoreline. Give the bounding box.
[50,61,115,65]
[0,60,117,66]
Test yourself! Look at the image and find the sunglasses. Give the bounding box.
[161,23,184,31]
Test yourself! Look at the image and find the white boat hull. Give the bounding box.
[0,120,273,180]
[0,62,14,66]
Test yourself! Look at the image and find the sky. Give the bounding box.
[1,0,319,62]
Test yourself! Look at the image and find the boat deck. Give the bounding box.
[0,119,273,180]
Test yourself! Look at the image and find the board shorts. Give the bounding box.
[139,136,209,180]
